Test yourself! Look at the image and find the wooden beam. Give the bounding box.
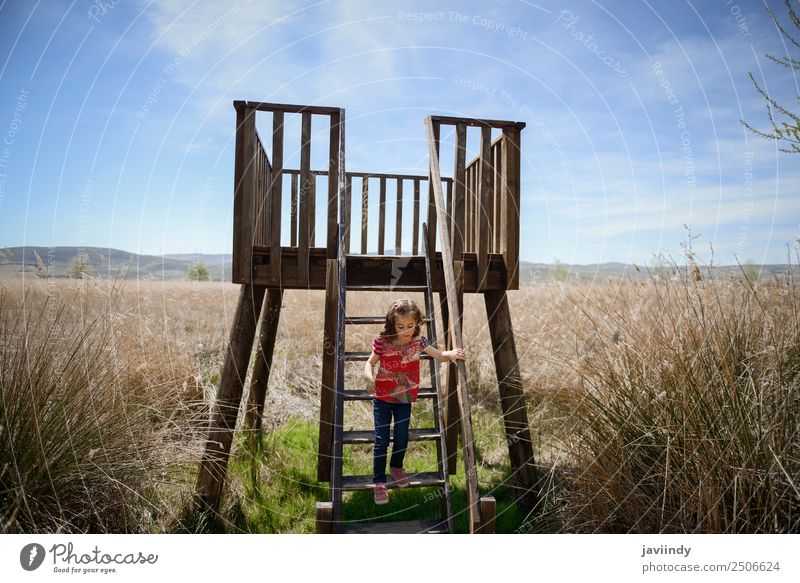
[234,100,340,116]
[245,288,284,436]
[299,112,312,286]
[378,177,386,255]
[477,127,492,292]
[361,177,369,255]
[270,112,284,284]
[317,259,338,482]
[425,116,481,531]
[195,283,266,510]
[429,114,526,130]
[395,178,403,254]
[483,288,539,509]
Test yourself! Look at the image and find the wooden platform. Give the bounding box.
[250,248,510,290]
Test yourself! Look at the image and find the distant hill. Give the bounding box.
[0,246,785,283]
[0,247,231,281]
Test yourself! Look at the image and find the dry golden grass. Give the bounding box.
[2,265,797,533]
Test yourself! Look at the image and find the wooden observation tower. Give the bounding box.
[194,101,539,534]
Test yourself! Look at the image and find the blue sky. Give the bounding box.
[0,0,798,266]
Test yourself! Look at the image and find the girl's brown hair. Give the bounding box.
[379,298,428,341]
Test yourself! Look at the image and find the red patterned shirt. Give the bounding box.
[372,335,429,403]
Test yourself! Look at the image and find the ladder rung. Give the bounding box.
[344,387,437,400]
[343,428,440,444]
[344,316,384,325]
[345,351,434,361]
[341,471,444,491]
[339,519,449,534]
[347,285,428,292]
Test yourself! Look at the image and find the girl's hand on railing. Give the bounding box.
[445,348,466,362]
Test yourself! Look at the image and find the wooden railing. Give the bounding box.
[232,102,523,289]
[433,115,524,290]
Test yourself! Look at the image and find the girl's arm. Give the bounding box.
[364,351,380,394]
[423,344,466,363]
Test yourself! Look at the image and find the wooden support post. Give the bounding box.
[317,259,338,482]
[439,289,461,475]
[378,177,386,255]
[361,177,369,255]
[477,127,492,291]
[232,104,257,284]
[270,112,284,284]
[327,113,340,259]
[395,178,403,254]
[425,122,440,264]
[245,288,284,435]
[483,288,539,509]
[315,502,333,534]
[502,127,521,289]
[195,283,266,511]
[476,496,496,534]
[299,112,312,286]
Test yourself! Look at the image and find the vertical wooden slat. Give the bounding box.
[327,113,340,259]
[299,112,312,286]
[378,177,386,255]
[493,141,502,252]
[310,176,317,247]
[395,178,403,254]
[361,176,369,254]
[290,173,298,247]
[232,105,256,284]
[426,122,440,267]
[477,126,492,291]
[344,175,352,253]
[446,179,452,241]
[270,112,284,283]
[503,127,521,289]
[464,164,475,253]
[412,179,420,255]
[452,124,466,262]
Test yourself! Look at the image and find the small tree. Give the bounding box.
[68,254,93,278]
[743,0,800,153]
[549,258,569,282]
[188,262,210,282]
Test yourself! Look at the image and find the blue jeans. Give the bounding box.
[373,398,412,484]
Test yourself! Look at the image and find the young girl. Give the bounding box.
[363,298,466,505]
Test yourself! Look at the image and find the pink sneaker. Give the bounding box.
[374,483,389,505]
[389,467,409,488]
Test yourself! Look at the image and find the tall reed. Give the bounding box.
[551,265,799,532]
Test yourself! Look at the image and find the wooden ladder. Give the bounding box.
[319,224,454,534]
